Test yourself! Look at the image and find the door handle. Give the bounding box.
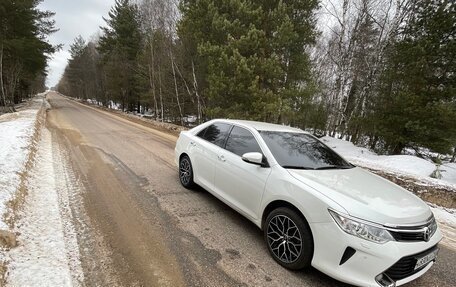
[190,141,196,146]
[218,155,226,162]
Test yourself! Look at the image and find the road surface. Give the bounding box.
[45,92,456,286]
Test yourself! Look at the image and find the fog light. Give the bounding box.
[375,273,396,287]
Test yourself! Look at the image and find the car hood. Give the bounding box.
[288,167,431,225]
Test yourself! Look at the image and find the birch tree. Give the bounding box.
[316,0,413,140]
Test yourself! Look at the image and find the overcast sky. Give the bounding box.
[38,0,115,88]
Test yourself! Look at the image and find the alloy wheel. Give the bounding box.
[266,215,303,263]
[179,157,191,185]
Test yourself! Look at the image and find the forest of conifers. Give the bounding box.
[1,0,455,157]
[0,0,58,111]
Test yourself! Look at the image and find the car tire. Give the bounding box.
[179,155,195,188]
[264,207,313,270]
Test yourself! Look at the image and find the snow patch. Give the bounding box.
[431,206,456,227]
[6,127,84,286]
[0,102,41,230]
[441,163,456,186]
[321,136,456,187]
[430,205,456,249]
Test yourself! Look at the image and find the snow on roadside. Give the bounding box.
[320,136,456,248]
[441,163,456,186]
[0,94,83,286]
[0,97,43,230]
[6,126,84,286]
[431,206,456,226]
[430,206,456,250]
[321,136,456,188]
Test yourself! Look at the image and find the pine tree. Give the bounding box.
[375,0,456,154]
[60,36,104,102]
[98,0,142,112]
[178,0,318,122]
[0,0,58,108]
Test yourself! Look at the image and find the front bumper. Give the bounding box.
[310,221,442,287]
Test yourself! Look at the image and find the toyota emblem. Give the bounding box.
[423,227,431,242]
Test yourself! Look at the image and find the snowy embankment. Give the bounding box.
[321,136,456,188]
[0,97,44,231]
[0,96,44,284]
[0,94,83,286]
[7,123,83,286]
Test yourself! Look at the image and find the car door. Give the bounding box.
[190,123,232,191]
[214,126,272,220]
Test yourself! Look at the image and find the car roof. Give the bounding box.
[213,119,307,133]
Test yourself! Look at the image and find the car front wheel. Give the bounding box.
[264,207,313,270]
[179,155,195,188]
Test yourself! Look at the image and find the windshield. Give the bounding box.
[259,131,354,170]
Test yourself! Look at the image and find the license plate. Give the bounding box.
[415,248,439,270]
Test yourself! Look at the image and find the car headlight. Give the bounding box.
[329,210,394,244]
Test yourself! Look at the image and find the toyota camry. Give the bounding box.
[174,119,442,287]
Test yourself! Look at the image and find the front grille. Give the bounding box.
[384,245,438,280]
[390,230,425,241]
[387,218,437,242]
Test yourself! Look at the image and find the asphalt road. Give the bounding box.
[46,92,456,287]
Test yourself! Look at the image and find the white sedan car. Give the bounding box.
[174,119,442,287]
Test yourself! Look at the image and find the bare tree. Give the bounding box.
[314,0,413,140]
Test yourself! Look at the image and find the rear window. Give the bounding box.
[225,126,262,156]
[197,123,232,147]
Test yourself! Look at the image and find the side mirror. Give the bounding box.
[242,152,267,167]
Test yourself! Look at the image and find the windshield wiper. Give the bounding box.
[314,165,353,170]
[282,165,315,170]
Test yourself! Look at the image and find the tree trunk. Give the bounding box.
[191,60,202,123]
[369,135,378,150]
[121,89,126,112]
[0,43,6,107]
[149,39,158,120]
[6,61,21,110]
[391,142,405,155]
[173,57,195,106]
[158,63,164,122]
[170,52,184,126]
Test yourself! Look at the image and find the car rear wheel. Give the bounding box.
[179,155,195,188]
[264,207,313,270]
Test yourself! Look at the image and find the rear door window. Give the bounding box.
[196,127,207,138]
[197,123,232,147]
[225,126,262,156]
